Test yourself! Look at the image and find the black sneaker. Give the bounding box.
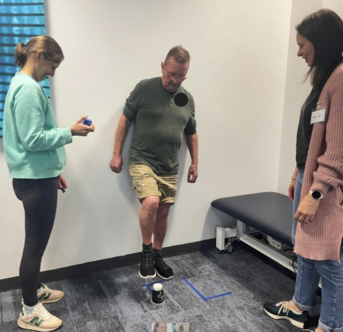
[263,301,309,329]
[139,250,156,279]
[154,255,174,280]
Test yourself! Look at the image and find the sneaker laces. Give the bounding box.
[142,251,154,268]
[276,301,292,316]
[155,256,169,270]
[33,303,52,321]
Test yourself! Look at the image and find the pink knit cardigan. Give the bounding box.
[293,63,343,262]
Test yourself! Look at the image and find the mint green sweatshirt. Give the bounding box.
[3,73,72,179]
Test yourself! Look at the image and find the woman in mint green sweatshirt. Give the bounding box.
[3,35,95,332]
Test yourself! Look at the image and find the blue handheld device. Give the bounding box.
[82,118,92,126]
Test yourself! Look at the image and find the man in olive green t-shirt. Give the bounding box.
[110,46,198,280]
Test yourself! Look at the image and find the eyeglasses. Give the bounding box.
[166,72,187,82]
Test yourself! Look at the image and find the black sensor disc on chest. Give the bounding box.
[174,93,188,107]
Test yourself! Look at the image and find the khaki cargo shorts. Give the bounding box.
[129,164,178,204]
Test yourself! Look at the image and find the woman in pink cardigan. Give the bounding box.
[264,9,343,332]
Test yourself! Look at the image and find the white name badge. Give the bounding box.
[311,109,326,124]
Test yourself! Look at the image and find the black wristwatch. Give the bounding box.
[310,190,324,199]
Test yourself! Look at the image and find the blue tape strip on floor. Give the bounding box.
[205,292,232,300]
[182,276,232,301]
[182,277,207,301]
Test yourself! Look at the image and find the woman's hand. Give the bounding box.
[288,179,296,202]
[58,175,68,192]
[294,193,320,223]
[70,116,95,136]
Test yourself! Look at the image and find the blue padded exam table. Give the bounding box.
[211,192,296,272]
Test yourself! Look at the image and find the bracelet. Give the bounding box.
[291,178,296,180]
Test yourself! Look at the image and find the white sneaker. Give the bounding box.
[37,283,65,304]
[17,303,62,331]
[21,283,65,306]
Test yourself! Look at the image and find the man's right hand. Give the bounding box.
[288,179,296,202]
[110,155,123,173]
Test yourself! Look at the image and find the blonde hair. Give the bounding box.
[164,46,190,65]
[14,35,64,67]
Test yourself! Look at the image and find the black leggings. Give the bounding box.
[13,176,59,306]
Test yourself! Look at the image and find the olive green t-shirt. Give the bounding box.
[123,77,197,175]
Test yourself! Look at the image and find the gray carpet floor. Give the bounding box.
[0,245,320,332]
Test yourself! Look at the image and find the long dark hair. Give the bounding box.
[296,9,343,89]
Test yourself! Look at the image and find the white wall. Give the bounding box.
[277,0,322,194]
[0,0,292,280]
[277,0,343,194]
[323,0,343,17]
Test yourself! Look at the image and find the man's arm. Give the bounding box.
[186,133,198,183]
[109,114,131,173]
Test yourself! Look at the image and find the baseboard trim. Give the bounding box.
[0,238,216,293]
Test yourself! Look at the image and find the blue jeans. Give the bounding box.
[291,169,343,332]
[291,168,304,247]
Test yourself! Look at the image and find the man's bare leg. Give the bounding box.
[153,204,174,280]
[153,204,171,250]
[139,196,160,245]
[139,196,159,279]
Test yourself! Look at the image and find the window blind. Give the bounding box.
[0,0,48,137]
